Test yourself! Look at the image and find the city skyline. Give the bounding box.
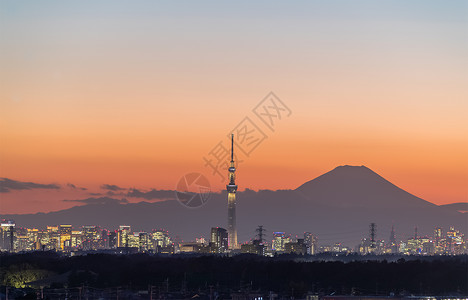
[1,1,468,215]
[1,217,465,256]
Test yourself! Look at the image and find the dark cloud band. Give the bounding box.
[127,188,176,200]
[63,197,128,205]
[0,178,60,193]
[100,184,125,191]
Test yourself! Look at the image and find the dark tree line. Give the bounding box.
[0,252,466,297]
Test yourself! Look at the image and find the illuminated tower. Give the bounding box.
[227,134,238,249]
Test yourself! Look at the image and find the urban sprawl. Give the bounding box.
[0,221,465,256]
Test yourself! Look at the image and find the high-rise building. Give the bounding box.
[398,241,406,253]
[196,237,206,245]
[71,230,83,248]
[369,223,377,252]
[127,233,140,248]
[433,227,448,255]
[47,226,60,250]
[304,232,317,255]
[0,220,16,252]
[117,225,131,248]
[227,134,238,249]
[27,228,40,250]
[16,230,30,252]
[387,226,398,253]
[82,225,97,240]
[240,240,265,256]
[211,227,228,253]
[357,238,375,255]
[389,226,395,244]
[434,227,442,248]
[82,225,98,250]
[151,230,172,253]
[272,232,290,252]
[446,226,464,255]
[59,225,72,250]
[138,232,149,252]
[406,237,422,254]
[108,231,117,249]
[100,229,110,249]
[285,239,307,255]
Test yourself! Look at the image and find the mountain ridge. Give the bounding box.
[2,165,466,245]
[439,202,468,213]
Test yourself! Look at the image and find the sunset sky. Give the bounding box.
[1,1,467,214]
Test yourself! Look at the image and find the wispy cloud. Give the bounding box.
[0,178,60,193]
[67,183,87,190]
[63,197,128,205]
[106,190,126,196]
[100,184,125,191]
[127,188,176,200]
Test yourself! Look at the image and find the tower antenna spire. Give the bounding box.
[231,133,234,162]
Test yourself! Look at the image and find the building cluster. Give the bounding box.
[239,231,318,256]
[2,219,464,256]
[234,225,467,256]
[356,226,466,255]
[0,221,233,255]
[0,221,173,254]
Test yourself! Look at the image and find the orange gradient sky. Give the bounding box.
[1,1,467,214]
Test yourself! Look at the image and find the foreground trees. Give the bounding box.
[0,252,466,297]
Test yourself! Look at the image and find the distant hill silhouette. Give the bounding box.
[439,202,468,213]
[2,166,466,246]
